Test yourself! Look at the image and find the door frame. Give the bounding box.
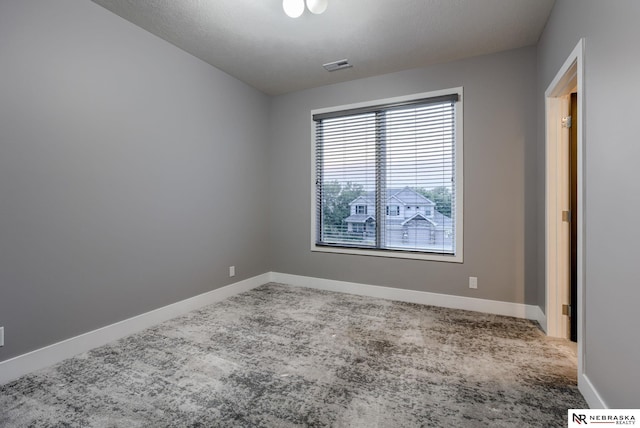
[545,39,585,372]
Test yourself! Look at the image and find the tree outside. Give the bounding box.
[414,186,453,217]
[321,181,366,242]
[322,181,365,226]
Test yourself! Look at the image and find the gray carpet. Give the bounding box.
[0,283,587,427]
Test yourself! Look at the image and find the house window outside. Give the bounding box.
[312,88,463,262]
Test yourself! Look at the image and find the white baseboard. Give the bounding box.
[0,273,270,386]
[2,270,604,409]
[273,273,609,408]
[270,272,542,321]
[530,305,547,333]
[579,373,608,409]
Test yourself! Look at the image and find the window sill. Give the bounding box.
[311,244,463,263]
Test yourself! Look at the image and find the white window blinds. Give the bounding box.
[313,92,460,256]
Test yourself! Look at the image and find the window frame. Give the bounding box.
[355,205,367,215]
[310,88,464,263]
[386,205,400,216]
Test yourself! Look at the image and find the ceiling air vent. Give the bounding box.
[323,59,352,72]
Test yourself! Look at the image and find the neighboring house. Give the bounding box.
[344,187,453,250]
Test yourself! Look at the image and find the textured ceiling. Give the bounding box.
[90,0,555,95]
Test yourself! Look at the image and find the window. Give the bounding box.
[355,205,367,215]
[312,88,463,262]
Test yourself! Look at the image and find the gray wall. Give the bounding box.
[269,47,539,306]
[5,0,635,409]
[0,0,270,361]
[537,0,640,409]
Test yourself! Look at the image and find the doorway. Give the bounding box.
[544,39,584,374]
[569,92,578,342]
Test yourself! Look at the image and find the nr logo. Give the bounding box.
[573,413,588,424]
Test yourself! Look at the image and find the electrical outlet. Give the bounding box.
[0,326,4,347]
[469,277,478,289]
[229,266,235,277]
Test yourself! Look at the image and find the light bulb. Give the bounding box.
[283,0,304,18]
[306,0,328,14]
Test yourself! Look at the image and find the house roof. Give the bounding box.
[345,214,375,224]
[401,213,437,227]
[347,211,453,228]
[349,195,375,206]
[390,188,434,206]
[431,211,453,228]
[348,187,435,206]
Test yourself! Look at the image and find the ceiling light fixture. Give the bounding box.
[282,0,304,18]
[306,0,328,14]
[283,0,327,18]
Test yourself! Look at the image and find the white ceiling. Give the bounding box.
[90,0,555,95]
